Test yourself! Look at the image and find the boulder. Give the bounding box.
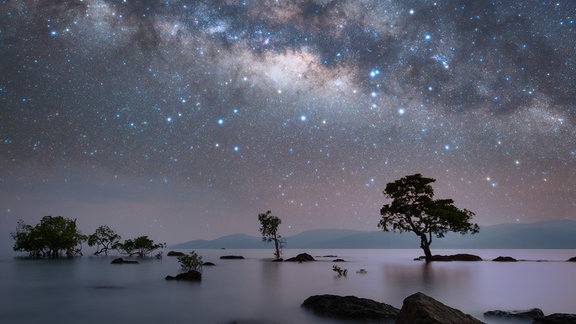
[396,292,483,324]
[220,255,245,260]
[567,257,576,262]
[492,256,518,262]
[484,308,544,321]
[534,313,576,323]
[166,251,185,257]
[302,294,399,322]
[111,258,139,264]
[285,253,315,262]
[165,270,202,281]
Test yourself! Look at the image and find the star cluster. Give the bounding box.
[1,0,575,243]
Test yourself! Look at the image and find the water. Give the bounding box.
[1,249,575,323]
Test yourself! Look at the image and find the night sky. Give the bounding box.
[1,0,575,247]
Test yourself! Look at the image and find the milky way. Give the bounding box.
[1,1,575,244]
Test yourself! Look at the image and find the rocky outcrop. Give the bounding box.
[492,256,518,262]
[285,253,315,262]
[484,308,544,321]
[302,294,399,322]
[220,255,245,259]
[534,313,576,323]
[396,292,483,324]
[111,258,138,264]
[416,254,482,261]
[567,257,576,262]
[165,270,202,281]
[166,251,185,257]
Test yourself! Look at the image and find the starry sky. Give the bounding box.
[1,0,575,247]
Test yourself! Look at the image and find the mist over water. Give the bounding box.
[1,249,574,323]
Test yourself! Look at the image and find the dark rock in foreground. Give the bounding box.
[165,270,202,281]
[396,292,483,324]
[220,255,245,260]
[167,251,185,257]
[416,254,482,261]
[484,308,544,321]
[111,258,139,264]
[302,294,399,322]
[567,256,576,262]
[285,253,315,262]
[492,256,518,262]
[534,313,576,323]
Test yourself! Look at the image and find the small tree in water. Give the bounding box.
[258,210,284,259]
[87,225,121,256]
[113,236,165,258]
[379,174,479,262]
[178,251,203,272]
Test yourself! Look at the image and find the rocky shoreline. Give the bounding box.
[302,292,576,323]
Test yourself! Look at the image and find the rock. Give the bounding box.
[534,313,576,323]
[165,270,202,281]
[484,308,544,321]
[333,258,345,262]
[220,255,245,259]
[271,258,283,262]
[396,292,483,324]
[302,294,399,322]
[285,253,315,262]
[111,258,139,264]
[492,256,518,262]
[202,262,215,266]
[427,254,482,261]
[567,257,576,262]
[166,251,185,257]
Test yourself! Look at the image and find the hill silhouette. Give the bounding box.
[171,220,576,249]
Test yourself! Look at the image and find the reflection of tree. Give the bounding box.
[383,262,471,296]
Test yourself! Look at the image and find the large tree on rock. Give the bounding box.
[379,174,479,262]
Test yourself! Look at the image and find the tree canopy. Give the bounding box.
[379,174,479,262]
[11,216,86,257]
[87,225,121,256]
[258,210,284,259]
[113,236,165,258]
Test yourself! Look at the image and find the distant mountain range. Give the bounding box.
[171,220,576,249]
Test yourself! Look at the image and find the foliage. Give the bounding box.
[258,210,284,259]
[11,216,87,257]
[113,236,165,258]
[378,173,479,262]
[87,225,121,255]
[177,251,203,272]
[332,264,347,276]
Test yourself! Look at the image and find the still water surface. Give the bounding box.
[1,249,574,323]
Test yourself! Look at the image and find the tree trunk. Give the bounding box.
[419,234,433,262]
[273,235,280,259]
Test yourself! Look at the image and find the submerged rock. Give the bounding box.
[567,256,576,262]
[165,270,202,281]
[534,313,576,323]
[285,253,315,262]
[220,255,245,260]
[332,258,345,262]
[396,292,483,324]
[302,294,399,322]
[166,251,185,257]
[202,262,215,266]
[111,258,138,264]
[492,256,518,262]
[484,308,544,321]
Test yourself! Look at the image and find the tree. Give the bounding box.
[378,174,479,262]
[87,225,121,255]
[178,251,203,272]
[258,210,284,259]
[113,236,165,258]
[11,216,86,257]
